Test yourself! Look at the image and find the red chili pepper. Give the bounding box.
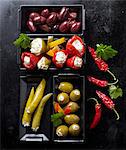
[88,98,102,129]
[96,90,120,120]
[66,56,83,70]
[63,106,71,115]
[21,52,41,69]
[52,50,68,68]
[53,102,64,113]
[88,47,117,81]
[87,76,118,87]
[66,35,85,57]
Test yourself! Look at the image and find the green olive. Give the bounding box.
[70,89,81,101]
[69,124,80,136]
[56,125,68,137]
[64,114,80,125]
[57,92,69,105]
[58,82,73,93]
[65,102,80,113]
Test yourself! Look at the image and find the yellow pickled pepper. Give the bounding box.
[26,79,46,114]
[22,87,34,127]
[32,93,53,132]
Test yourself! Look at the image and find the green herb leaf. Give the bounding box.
[96,44,118,60]
[53,119,62,127]
[13,33,31,49]
[108,85,123,99]
[51,112,64,122]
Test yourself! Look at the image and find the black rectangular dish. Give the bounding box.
[18,5,85,36]
[52,74,85,142]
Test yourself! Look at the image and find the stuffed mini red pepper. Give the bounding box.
[52,50,68,68]
[21,52,41,69]
[66,56,83,70]
[66,35,85,57]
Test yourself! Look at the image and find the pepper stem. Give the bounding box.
[87,98,99,105]
[108,79,119,86]
[107,70,117,81]
[113,108,120,120]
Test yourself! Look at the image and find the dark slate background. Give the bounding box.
[1,0,126,149]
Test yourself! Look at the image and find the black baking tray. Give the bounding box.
[17,36,86,72]
[52,74,85,142]
[18,5,85,36]
[19,74,85,143]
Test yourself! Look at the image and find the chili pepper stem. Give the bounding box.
[107,70,117,81]
[113,108,120,120]
[108,79,119,86]
[87,98,99,105]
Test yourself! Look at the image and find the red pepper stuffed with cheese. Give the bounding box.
[52,50,68,68]
[66,56,83,70]
[66,35,85,57]
[21,52,41,69]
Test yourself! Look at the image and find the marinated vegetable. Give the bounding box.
[64,102,80,114]
[30,38,47,55]
[64,114,80,125]
[58,82,73,93]
[57,92,69,105]
[32,93,53,132]
[26,79,46,114]
[70,89,81,101]
[22,87,34,127]
[56,125,69,137]
[53,102,64,113]
[37,56,51,70]
[69,124,80,136]
[46,46,60,57]
[48,37,66,48]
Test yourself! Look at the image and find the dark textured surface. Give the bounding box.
[1,0,126,149]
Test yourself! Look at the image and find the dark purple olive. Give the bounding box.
[69,12,77,19]
[59,21,70,33]
[41,9,49,18]
[52,24,60,32]
[27,20,37,32]
[70,22,81,33]
[46,12,57,26]
[69,20,76,27]
[29,12,40,21]
[58,7,69,21]
[33,16,41,24]
[39,24,51,32]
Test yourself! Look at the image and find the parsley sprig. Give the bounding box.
[96,44,118,60]
[13,33,31,49]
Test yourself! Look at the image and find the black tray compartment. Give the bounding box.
[52,73,85,142]
[19,5,85,36]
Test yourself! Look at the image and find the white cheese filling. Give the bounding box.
[37,57,48,70]
[72,39,83,53]
[72,124,80,130]
[58,95,64,102]
[74,89,80,95]
[24,56,30,65]
[30,38,42,55]
[56,129,63,136]
[74,57,83,68]
[55,51,67,64]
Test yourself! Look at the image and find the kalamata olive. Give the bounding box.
[39,24,51,32]
[29,12,40,21]
[59,21,70,33]
[69,20,76,27]
[58,82,73,93]
[27,20,36,32]
[64,114,80,125]
[69,12,77,19]
[57,92,69,105]
[69,124,80,136]
[70,89,81,101]
[33,16,46,25]
[46,12,57,26]
[52,24,59,32]
[56,125,68,137]
[59,7,69,21]
[70,22,81,33]
[41,9,50,18]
